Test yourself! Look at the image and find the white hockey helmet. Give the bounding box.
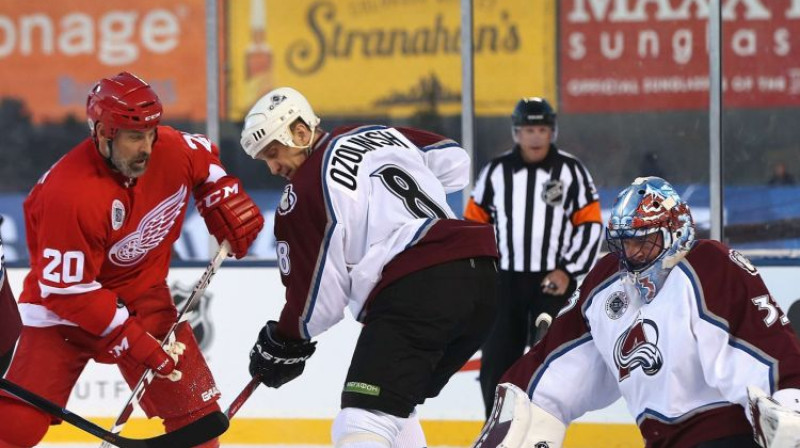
[240,87,321,158]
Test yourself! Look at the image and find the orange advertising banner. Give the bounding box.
[0,0,208,122]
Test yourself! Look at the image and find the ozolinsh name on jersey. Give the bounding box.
[329,129,410,191]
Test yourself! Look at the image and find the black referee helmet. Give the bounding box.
[512,97,557,128]
[512,97,558,142]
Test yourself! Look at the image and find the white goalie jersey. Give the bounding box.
[500,240,800,447]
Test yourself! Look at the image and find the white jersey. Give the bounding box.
[503,240,800,446]
[272,125,497,340]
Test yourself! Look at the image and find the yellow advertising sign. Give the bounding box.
[228,0,556,119]
[0,0,208,122]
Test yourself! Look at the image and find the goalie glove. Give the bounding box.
[748,386,800,448]
[195,176,264,259]
[249,321,317,388]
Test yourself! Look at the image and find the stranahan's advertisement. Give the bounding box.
[560,0,800,112]
[0,0,208,122]
[227,0,556,119]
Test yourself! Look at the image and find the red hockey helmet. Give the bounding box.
[86,72,163,139]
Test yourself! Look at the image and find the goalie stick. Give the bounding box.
[225,376,261,419]
[0,378,228,448]
[100,241,231,448]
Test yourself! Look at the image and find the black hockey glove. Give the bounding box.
[249,321,317,388]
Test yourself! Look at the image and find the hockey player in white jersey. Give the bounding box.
[239,87,499,448]
[472,177,800,448]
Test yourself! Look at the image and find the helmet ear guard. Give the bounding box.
[240,87,320,159]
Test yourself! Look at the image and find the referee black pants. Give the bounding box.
[479,270,572,418]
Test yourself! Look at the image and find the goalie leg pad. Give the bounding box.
[332,407,407,448]
[471,383,566,448]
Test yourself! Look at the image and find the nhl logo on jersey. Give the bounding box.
[729,249,758,276]
[278,184,297,216]
[111,199,125,230]
[605,290,629,320]
[541,180,564,207]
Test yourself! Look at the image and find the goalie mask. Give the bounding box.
[240,87,321,158]
[606,177,695,302]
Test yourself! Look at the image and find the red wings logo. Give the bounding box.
[613,317,663,381]
[109,186,187,267]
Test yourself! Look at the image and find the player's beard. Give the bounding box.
[113,152,149,178]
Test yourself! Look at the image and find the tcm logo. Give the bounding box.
[170,280,214,352]
[199,184,239,211]
[613,317,663,381]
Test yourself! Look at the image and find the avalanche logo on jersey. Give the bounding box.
[278,184,297,216]
[613,317,663,381]
[109,186,187,267]
[541,179,564,207]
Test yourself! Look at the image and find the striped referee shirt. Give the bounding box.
[465,144,602,275]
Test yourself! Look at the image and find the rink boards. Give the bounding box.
[7,264,799,447]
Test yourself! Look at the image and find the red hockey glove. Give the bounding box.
[100,318,184,381]
[195,176,265,259]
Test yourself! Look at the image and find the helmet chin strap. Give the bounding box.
[287,127,317,156]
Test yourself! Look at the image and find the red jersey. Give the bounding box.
[19,126,223,336]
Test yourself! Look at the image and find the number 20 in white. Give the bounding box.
[43,249,85,283]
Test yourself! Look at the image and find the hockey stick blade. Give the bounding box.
[102,241,231,447]
[0,378,229,448]
[225,376,261,420]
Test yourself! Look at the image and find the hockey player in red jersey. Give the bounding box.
[240,87,499,448]
[472,176,800,448]
[0,72,264,448]
[0,220,21,377]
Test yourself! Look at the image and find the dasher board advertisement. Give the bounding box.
[227,0,557,119]
[560,0,800,112]
[0,1,208,122]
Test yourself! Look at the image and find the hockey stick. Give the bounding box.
[533,313,552,345]
[0,378,228,448]
[100,241,231,447]
[225,376,261,419]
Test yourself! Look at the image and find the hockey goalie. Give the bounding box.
[472,177,800,448]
